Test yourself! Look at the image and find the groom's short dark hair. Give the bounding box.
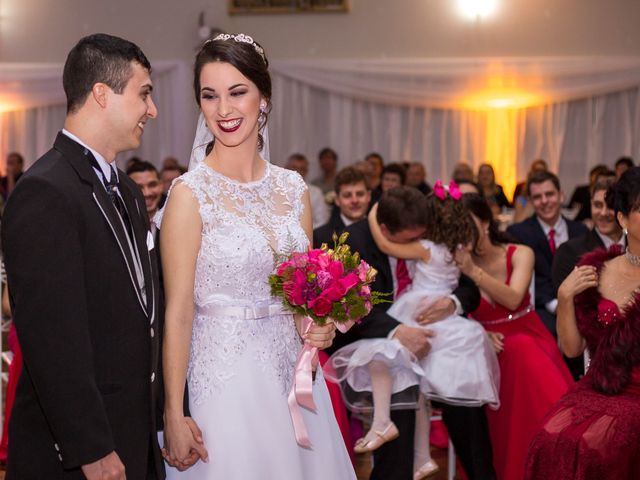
[377,186,426,234]
[63,33,151,114]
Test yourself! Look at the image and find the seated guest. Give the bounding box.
[313,167,370,249]
[553,176,624,291]
[614,156,634,179]
[451,162,474,183]
[457,180,480,195]
[405,162,431,195]
[160,164,185,194]
[0,152,25,201]
[285,153,330,229]
[567,164,611,223]
[525,167,640,480]
[507,171,588,338]
[477,163,511,215]
[312,147,339,194]
[513,158,548,201]
[365,152,384,192]
[126,161,164,221]
[381,163,406,192]
[370,162,406,208]
[460,194,573,480]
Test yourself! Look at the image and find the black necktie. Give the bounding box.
[104,164,133,239]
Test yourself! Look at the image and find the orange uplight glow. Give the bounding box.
[456,69,549,200]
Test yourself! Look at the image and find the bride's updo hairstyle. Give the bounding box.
[423,189,477,256]
[194,33,271,153]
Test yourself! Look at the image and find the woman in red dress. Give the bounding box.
[456,194,573,480]
[525,167,640,479]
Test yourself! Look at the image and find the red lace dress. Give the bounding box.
[470,244,574,480]
[525,247,640,479]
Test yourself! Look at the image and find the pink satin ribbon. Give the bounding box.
[288,317,356,448]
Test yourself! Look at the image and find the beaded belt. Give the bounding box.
[480,305,533,325]
[196,301,287,320]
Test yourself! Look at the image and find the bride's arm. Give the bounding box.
[161,182,208,465]
[368,203,430,262]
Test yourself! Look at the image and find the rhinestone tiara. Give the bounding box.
[208,33,266,63]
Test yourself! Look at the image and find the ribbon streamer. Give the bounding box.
[288,317,356,448]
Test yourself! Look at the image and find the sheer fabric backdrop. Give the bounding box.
[2,57,640,196]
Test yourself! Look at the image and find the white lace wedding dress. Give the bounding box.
[163,161,355,479]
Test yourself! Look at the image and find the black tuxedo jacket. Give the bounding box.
[2,133,163,479]
[327,219,481,355]
[551,228,605,291]
[507,215,588,310]
[312,214,347,249]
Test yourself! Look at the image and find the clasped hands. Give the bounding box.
[162,415,208,471]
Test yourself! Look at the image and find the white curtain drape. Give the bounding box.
[0,61,194,171]
[270,57,640,198]
[2,57,640,197]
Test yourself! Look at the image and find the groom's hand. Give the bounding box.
[393,325,434,359]
[81,451,126,480]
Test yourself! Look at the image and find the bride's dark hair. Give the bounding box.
[194,35,271,153]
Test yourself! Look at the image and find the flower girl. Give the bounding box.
[329,182,500,479]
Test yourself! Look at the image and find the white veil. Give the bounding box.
[154,115,270,227]
[188,112,271,171]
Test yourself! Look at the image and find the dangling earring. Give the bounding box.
[624,227,629,236]
[258,103,267,125]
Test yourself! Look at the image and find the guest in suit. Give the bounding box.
[553,176,625,291]
[1,33,181,479]
[313,166,370,248]
[285,153,330,229]
[405,162,432,195]
[567,164,611,223]
[507,170,589,339]
[127,161,164,222]
[328,187,495,480]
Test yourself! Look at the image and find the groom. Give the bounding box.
[1,33,201,479]
[328,186,496,480]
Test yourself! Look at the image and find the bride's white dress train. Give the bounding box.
[162,162,355,479]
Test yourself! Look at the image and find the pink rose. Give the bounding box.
[309,295,333,317]
[357,261,370,282]
[359,285,371,297]
[324,284,345,302]
[340,272,360,292]
[328,260,344,280]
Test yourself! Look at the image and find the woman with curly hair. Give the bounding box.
[525,166,640,479]
[329,184,500,479]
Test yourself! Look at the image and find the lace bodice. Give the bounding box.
[180,161,308,306]
[174,162,309,405]
[409,240,460,296]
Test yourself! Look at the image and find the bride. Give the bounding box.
[159,34,356,479]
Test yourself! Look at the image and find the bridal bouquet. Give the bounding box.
[269,232,386,448]
[269,232,385,327]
